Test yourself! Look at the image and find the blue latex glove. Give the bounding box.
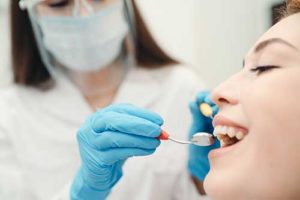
[188,91,220,181]
[70,104,163,200]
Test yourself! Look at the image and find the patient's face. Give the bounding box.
[204,13,300,199]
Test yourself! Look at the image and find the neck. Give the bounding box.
[68,60,125,109]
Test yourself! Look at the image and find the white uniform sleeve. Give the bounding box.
[0,87,35,199]
[50,183,71,200]
[0,131,74,200]
[0,120,32,199]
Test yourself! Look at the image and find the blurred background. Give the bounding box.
[0,0,10,87]
[0,0,285,88]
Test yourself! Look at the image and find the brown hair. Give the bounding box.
[10,1,177,87]
[286,0,300,15]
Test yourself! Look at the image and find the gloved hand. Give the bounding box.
[70,104,163,200]
[188,91,220,181]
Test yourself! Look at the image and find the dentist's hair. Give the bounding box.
[10,1,177,88]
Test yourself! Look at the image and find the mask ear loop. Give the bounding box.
[123,0,137,43]
[19,0,58,79]
[123,0,137,68]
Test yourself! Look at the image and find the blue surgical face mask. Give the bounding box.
[37,1,129,72]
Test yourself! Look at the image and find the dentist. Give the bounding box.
[0,0,216,200]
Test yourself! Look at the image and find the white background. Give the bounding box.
[139,0,284,88]
[0,0,284,88]
[0,0,10,87]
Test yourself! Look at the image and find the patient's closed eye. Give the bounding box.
[250,65,279,75]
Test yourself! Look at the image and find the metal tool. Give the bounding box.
[158,103,215,146]
[159,130,214,146]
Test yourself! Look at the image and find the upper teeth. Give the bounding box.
[213,125,246,141]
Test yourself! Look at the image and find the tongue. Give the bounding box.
[221,135,239,147]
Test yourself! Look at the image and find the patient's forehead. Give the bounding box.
[250,13,300,52]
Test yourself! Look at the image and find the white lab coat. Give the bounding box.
[0,64,208,200]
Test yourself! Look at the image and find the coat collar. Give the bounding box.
[31,66,165,124]
[113,66,164,109]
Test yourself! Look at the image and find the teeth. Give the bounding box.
[227,127,235,138]
[213,126,227,136]
[213,125,246,146]
[236,132,244,140]
[219,126,227,134]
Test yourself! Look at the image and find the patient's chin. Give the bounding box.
[204,171,223,199]
[204,171,239,200]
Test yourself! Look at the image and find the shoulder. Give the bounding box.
[0,84,19,108]
[0,85,20,130]
[0,84,43,122]
[0,83,55,134]
[0,83,40,106]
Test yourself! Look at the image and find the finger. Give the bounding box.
[84,131,161,150]
[92,111,161,138]
[97,104,164,126]
[211,105,219,116]
[80,160,125,185]
[99,148,156,165]
[195,91,210,104]
[197,91,215,106]
[204,94,215,105]
[197,92,219,114]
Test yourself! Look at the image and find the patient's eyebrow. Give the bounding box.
[242,38,297,69]
[254,38,298,53]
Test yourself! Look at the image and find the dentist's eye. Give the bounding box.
[250,65,279,75]
[46,0,69,7]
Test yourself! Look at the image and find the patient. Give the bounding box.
[204,0,300,199]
